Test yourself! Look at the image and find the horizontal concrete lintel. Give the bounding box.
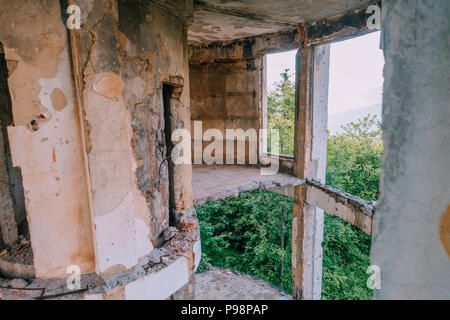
[305,180,375,235]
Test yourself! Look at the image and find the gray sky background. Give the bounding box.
[266,31,384,115]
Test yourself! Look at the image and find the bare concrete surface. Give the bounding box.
[192,165,303,205]
[195,267,290,300]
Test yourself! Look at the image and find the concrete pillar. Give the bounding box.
[292,44,330,300]
[371,0,450,299]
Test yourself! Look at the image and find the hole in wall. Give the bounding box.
[162,84,177,227]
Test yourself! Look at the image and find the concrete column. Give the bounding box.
[371,0,450,299]
[292,44,330,300]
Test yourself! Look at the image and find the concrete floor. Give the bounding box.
[192,165,303,205]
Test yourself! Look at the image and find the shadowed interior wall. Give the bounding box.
[189,57,261,163]
[0,1,95,277]
[0,43,27,241]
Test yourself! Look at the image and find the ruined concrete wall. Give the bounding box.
[76,0,193,275]
[189,31,301,164]
[371,0,450,299]
[0,1,95,277]
[0,44,27,244]
[189,58,261,163]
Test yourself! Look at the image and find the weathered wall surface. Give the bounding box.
[371,0,450,299]
[76,0,194,275]
[0,1,95,277]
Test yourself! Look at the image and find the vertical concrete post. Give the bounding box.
[259,54,268,156]
[292,44,330,300]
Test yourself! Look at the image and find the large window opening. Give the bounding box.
[263,50,297,157]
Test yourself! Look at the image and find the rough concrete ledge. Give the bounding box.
[189,28,300,63]
[306,179,376,235]
[194,174,304,206]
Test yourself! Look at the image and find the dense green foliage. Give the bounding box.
[196,70,383,300]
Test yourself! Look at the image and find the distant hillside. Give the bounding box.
[328,104,381,135]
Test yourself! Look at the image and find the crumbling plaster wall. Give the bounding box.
[0,1,96,277]
[189,30,301,163]
[371,0,450,299]
[76,0,194,275]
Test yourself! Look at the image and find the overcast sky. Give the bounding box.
[266,31,384,115]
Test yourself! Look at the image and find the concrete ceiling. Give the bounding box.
[188,0,374,44]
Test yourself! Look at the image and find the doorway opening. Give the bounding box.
[262,50,297,157]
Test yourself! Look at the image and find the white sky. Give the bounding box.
[266,31,384,115]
